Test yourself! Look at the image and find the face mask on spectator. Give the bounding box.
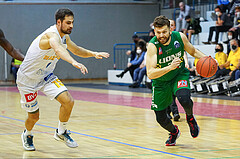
[151,26,154,29]
[216,12,220,16]
[136,49,142,54]
[215,49,221,52]
[228,35,233,40]
[231,45,237,51]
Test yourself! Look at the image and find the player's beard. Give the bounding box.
[61,26,72,34]
[158,32,171,45]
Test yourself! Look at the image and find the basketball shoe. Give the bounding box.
[187,115,199,138]
[21,130,35,151]
[165,125,181,146]
[54,129,78,148]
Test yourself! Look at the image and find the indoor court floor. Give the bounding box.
[0,81,239,159]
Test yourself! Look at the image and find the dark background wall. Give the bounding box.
[0,2,159,80]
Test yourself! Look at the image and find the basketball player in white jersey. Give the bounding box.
[17,8,109,151]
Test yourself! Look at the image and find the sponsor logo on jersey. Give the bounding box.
[166,48,172,54]
[178,80,188,88]
[43,55,60,60]
[159,47,162,55]
[158,51,181,64]
[25,92,38,102]
[174,41,180,48]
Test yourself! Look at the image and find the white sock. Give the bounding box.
[58,121,67,135]
[24,129,32,136]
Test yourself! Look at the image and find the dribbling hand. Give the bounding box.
[72,61,88,74]
[170,58,181,70]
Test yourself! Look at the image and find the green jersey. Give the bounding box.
[149,31,188,84]
[149,31,191,110]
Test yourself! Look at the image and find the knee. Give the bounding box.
[64,97,74,108]
[176,89,193,108]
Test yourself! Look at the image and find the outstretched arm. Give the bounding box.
[46,32,88,74]
[180,32,207,59]
[0,29,24,61]
[66,35,109,59]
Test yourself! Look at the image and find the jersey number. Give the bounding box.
[52,79,64,88]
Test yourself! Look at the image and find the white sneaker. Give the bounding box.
[54,129,78,148]
[21,131,35,151]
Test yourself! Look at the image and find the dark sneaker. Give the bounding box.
[21,131,35,151]
[173,114,180,121]
[202,41,211,45]
[187,115,199,138]
[54,129,78,148]
[165,125,181,146]
[211,41,218,44]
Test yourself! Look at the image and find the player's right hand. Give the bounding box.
[170,58,181,70]
[72,61,88,74]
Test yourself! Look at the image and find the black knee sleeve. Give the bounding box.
[154,110,175,132]
[176,89,193,115]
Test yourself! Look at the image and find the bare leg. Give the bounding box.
[25,109,39,131]
[56,91,74,122]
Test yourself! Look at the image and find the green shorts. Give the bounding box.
[151,70,190,111]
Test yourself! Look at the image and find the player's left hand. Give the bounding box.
[94,52,110,59]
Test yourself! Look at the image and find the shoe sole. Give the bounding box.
[21,133,35,151]
[165,130,181,146]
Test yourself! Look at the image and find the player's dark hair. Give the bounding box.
[153,16,170,28]
[55,8,74,23]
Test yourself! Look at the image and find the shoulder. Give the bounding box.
[179,32,188,42]
[44,32,59,39]
[147,43,157,54]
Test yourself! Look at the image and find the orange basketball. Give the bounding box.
[196,56,218,78]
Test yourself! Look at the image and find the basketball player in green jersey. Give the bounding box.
[146,16,207,146]
[0,29,24,61]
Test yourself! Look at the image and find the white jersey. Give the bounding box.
[19,25,67,80]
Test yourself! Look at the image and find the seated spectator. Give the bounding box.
[10,58,22,82]
[203,6,233,44]
[126,35,141,62]
[229,0,240,18]
[211,43,228,78]
[176,2,192,32]
[129,51,147,88]
[215,43,228,66]
[229,6,240,39]
[215,39,240,81]
[116,41,146,79]
[184,16,202,42]
[223,30,235,55]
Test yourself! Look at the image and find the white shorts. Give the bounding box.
[16,70,68,113]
